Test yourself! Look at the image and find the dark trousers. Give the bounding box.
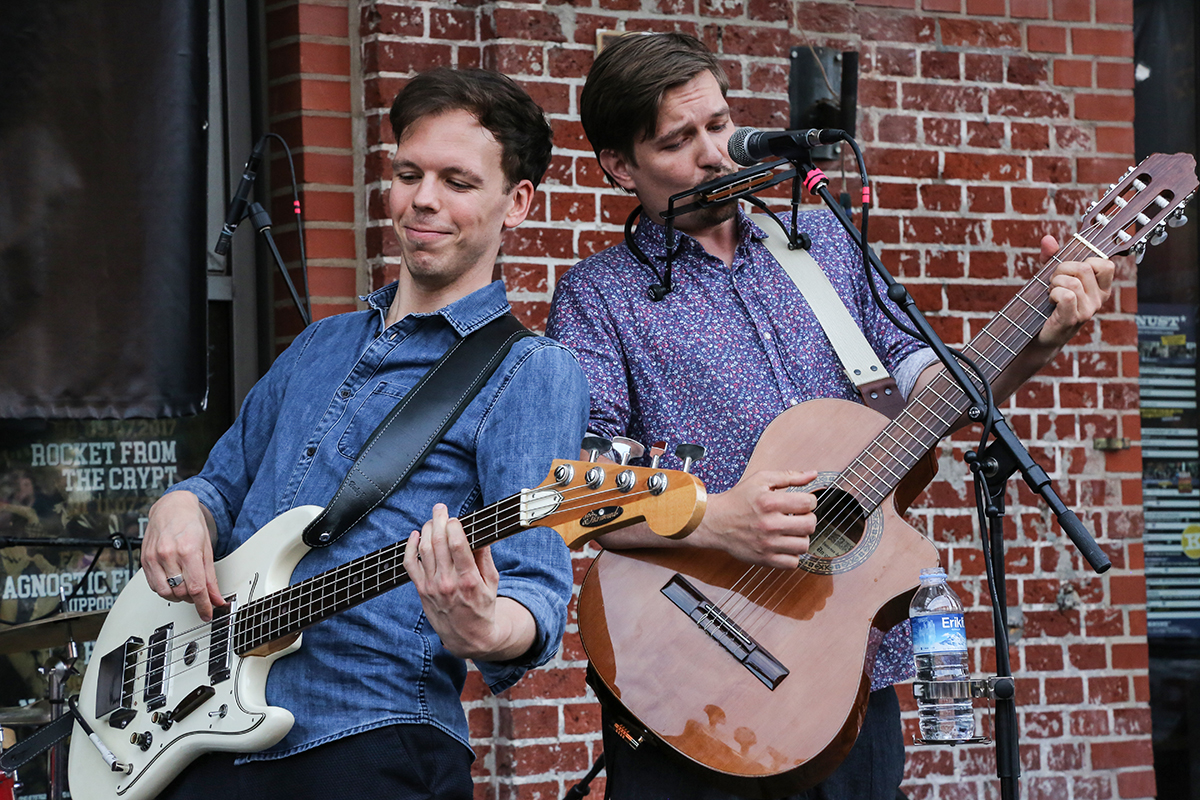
[601,686,905,800]
[155,723,474,800]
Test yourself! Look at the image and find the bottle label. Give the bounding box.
[911,614,966,654]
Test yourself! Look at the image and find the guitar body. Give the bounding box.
[68,506,322,800]
[579,399,940,798]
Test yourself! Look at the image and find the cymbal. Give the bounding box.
[0,701,50,726]
[0,609,109,655]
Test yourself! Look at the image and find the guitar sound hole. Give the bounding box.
[808,487,866,558]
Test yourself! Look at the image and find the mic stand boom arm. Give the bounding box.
[789,152,1110,800]
[792,154,1109,573]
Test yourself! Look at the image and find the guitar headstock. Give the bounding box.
[1079,152,1198,262]
[524,459,707,549]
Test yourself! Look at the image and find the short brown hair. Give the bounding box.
[389,68,553,189]
[580,32,729,182]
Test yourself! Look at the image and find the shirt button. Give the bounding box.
[340,388,351,399]
[306,446,316,457]
[763,332,773,342]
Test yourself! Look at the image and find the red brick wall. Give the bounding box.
[265,1,362,345]
[268,1,1151,798]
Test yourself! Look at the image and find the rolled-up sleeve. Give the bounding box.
[470,339,590,693]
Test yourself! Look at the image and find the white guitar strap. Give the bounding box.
[750,215,905,418]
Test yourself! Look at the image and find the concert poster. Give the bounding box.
[1137,304,1200,641]
[0,417,214,798]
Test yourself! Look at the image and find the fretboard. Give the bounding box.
[232,494,524,655]
[833,254,1065,510]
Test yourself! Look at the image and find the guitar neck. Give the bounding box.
[232,495,525,655]
[838,257,1061,510]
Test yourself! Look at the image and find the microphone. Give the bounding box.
[214,137,268,256]
[726,127,846,166]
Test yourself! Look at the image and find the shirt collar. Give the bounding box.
[631,206,767,260]
[361,279,513,337]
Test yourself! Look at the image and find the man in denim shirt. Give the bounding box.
[140,69,589,799]
[548,33,1113,800]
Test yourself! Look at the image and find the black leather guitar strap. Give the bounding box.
[0,711,72,771]
[301,313,531,548]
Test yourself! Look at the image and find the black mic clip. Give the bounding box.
[214,136,269,256]
[647,283,670,302]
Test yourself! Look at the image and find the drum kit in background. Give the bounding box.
[0,609,108,800]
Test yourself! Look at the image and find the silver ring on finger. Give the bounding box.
[166,574,184,588]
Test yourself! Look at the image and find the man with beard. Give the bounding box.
[546,32,1112,800]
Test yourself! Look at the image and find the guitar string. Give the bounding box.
[729,211,1129,636]
[723,231,1085,635]
[706,252,1064,633]
[113,481,609,693]
[115,487,574,693]
[106,183,1166,700]
[114,212,1123,695]
[235,482,669,651]
[113,479,677,696]
[701,225,1109,640]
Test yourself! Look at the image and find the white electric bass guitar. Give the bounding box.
[68,459,706,800]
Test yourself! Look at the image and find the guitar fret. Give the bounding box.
[995,308,1042,340]
[979,329,1018,356]
[233,495,530,655]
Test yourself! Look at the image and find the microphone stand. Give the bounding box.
[247,201,311,327]
[781,150,1111,800]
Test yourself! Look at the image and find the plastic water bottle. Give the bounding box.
[910,566,975,741]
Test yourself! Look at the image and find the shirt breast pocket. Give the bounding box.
[336,381,412,460]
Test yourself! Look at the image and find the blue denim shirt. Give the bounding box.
[170,280,590,760]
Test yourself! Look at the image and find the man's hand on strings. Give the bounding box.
[1037,235,1115,349]
[687,470,820,569]
[405,503,535,662]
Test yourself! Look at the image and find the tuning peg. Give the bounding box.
[610,436,645,466]
[1134,241,1147,264]
[675,443,706,474]
[582,435,612,463]
[648,441,667,469]
[1150,224,1168,246]
[1168,209,1188,228]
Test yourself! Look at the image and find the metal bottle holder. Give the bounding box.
[911,675,1015,746]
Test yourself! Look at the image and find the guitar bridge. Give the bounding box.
[661,574,789,690]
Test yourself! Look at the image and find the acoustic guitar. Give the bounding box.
[579,153,1198,797]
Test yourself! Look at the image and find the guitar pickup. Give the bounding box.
[208,599,235,685]
[143,624,173,710]
[662,574,789,690]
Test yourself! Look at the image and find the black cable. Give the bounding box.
[263,132,312,323]
[839,135,925,344]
